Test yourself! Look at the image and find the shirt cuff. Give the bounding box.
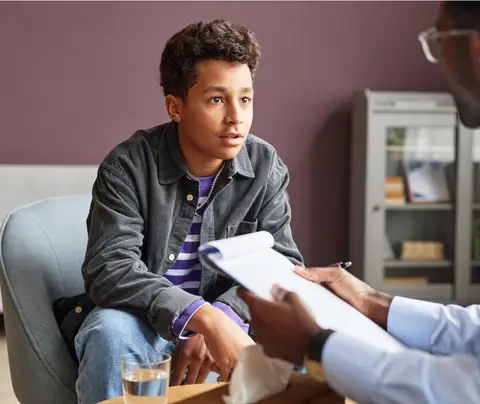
[322,332,389,404]
[172,300,210,340]
[212,302,249,333]
[387,296,442,351]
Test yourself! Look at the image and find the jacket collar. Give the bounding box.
[157,121,255,184]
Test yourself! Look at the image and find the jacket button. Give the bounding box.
[186,194,193,201]
[75,306,82,314]
[168,253,175,261]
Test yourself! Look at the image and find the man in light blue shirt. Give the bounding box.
[239,1,480,403]
[239,265,480,404]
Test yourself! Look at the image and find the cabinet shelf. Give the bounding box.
[387,145,452,153]
[379,284,453,301]
[384,260,452,269]
[385,203,452,211]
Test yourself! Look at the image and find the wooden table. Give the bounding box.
[99,373,356,404]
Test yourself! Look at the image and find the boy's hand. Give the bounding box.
[187,305,255,382]
[171,334,214,386]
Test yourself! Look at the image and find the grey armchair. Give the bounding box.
[0,195,91,404]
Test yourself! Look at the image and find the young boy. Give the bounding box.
[74,19,303,403]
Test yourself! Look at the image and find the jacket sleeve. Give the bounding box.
[82,159,202,340]
[213,152,304,323]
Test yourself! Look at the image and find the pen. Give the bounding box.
[327,261,352,269]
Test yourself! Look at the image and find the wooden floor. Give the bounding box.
[0,317,19,404]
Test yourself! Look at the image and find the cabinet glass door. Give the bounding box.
[378,121,456,301]
[471,130,480,290]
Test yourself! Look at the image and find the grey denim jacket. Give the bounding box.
[82,121,303,340]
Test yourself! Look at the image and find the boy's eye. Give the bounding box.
[242,97,252,103]
[210,97,223,104]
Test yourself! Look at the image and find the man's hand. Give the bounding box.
[238,285,321,366]
[295,265,393,329]
[171,334,214,386]
[186,305,255,382]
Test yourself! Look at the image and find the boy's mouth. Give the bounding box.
[219,132,244,147]
[219,132,242,139]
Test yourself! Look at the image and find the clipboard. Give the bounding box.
[198,231,405,353]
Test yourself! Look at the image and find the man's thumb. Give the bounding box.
[272,285,300,305]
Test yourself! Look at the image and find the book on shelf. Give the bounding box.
[385,176,406,205]
[384,277,429,286]
[404,160,450,203]
[386,128,406,146]
[400,241,445,261]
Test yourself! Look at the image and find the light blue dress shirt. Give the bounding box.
[321,296,480,404]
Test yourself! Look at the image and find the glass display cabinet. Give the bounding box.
[350,90,478,304]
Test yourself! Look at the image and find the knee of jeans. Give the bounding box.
[75,308,143,355]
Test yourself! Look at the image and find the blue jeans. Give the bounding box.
[74,307,218,404]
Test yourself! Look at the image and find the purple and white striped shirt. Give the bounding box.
[165,174,248,338]
[164,175,212,293]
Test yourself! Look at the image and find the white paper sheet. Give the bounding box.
[202,232,405,353]
[204,231,274,260]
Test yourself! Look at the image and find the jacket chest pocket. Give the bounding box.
[226,220,259,238]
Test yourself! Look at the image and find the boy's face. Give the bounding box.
[172,60,254,167]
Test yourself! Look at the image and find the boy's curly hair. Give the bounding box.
[160,19,261,101]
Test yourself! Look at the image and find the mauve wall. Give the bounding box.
[0,1,447,266]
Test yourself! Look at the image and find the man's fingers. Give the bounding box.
[262,344,278,361]
[240,284,289,307]
[272,285,300,305]
[271,284,287,301]
[237,287,256,303]
[237,288,268,312]
[283,290,301,305]
[295,266,340,283]
[240,287,293,312]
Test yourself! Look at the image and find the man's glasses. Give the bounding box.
[418,28,480,63]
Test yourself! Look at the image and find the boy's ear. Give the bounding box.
[165,95,183,123]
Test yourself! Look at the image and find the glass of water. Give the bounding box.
[121,352,171,404]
